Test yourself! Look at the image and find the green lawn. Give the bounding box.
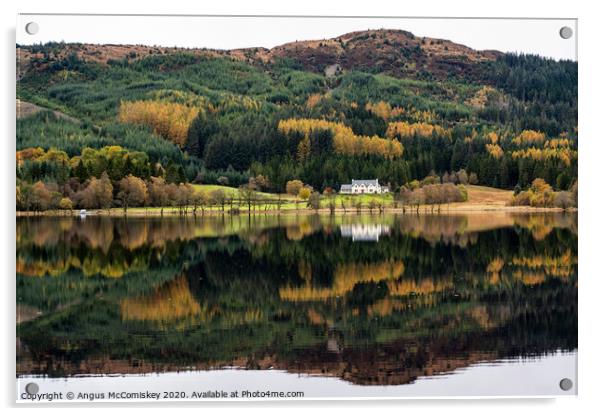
[192,184,295,200]
[330,193,395,206]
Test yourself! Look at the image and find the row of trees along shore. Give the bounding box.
[16,166,577,214]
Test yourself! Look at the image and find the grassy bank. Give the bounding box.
[16,185,576,217]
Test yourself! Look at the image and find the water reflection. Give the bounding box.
[340,224,391,242]
[16,213,577,385]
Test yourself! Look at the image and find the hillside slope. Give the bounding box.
[16,29,577,205]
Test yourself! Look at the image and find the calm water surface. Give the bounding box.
[16,213,577,396]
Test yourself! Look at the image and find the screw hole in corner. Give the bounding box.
[25,22,39,35]
[559,378,573,391]
[25,382,39,395]
[559,26,573,40]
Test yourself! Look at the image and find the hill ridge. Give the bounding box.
[18,28,501,82]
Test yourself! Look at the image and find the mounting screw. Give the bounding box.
[25,22,39,35]
[559,26,573,40]
[25,382,39,395]
[559,378,573,391]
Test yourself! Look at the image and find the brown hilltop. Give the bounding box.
[256,29,500,79]
[17,338,501,385]
[17,29,502,81]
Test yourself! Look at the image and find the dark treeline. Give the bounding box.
[480,54,577,135]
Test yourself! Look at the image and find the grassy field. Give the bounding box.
[193,184,395,210]
[194,184,510,207]
[192,184,293,200]
[462,185,513,206]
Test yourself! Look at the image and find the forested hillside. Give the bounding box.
[16,29,577,210]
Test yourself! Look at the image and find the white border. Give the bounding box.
[3,0,601,414]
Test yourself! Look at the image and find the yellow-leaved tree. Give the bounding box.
[118,100,199,146]
[278,118,403,159]
[386,121,450,139]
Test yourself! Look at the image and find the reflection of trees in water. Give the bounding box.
[486,249,576,285]
[395,214,473,246]
[17,277,577,382]
[17,244,154,279]
[16,214,577,316]
[17,265,184,313]
[279,261,405,301]
[16,213,577,382]
[18,217,197,252]
[511,212,577,240]
[392,212,577,246]
[510,249,576,279]
[120,273,264,329]
[120,275,202,327]
[16,212,578,256]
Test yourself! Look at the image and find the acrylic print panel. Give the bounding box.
[16,15,577,402]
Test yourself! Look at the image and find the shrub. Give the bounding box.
[58,197,73,210]
[286,180,304,196]
[298,187,312,200]
[554,191,573,209]
[510,178,557,207]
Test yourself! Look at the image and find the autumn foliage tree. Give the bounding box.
[298,187,312,200]
[30,181,53,212]
[386,121,449,139]
[278,118,403,159]
[285,180,304,196]
[76,172,114,210]
[58,197,73,212]
[119,100,199,146]
[147,177,169,209]
[511,178,563,208]
[118,175,148,212]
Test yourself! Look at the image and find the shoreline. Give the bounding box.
[16,205,577,217]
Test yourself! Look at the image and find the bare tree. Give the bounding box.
[308,192,321,211]
[238,184,257,213]
[211,189,227,212]
[398,186,412,213]
[176,183,195,214]
[340,198,347,214]
[191,189,208,215]
[148,177,169,216]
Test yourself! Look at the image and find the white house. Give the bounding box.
[340,179,388,194]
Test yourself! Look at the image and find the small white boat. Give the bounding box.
[79,209,87,218]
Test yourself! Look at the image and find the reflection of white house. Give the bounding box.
[340,224,391,242]
[340,179,388,194]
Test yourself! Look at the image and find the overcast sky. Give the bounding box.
[17,15,577,61]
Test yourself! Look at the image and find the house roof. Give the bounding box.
[340,184,352,191]
[351,179,379,186]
